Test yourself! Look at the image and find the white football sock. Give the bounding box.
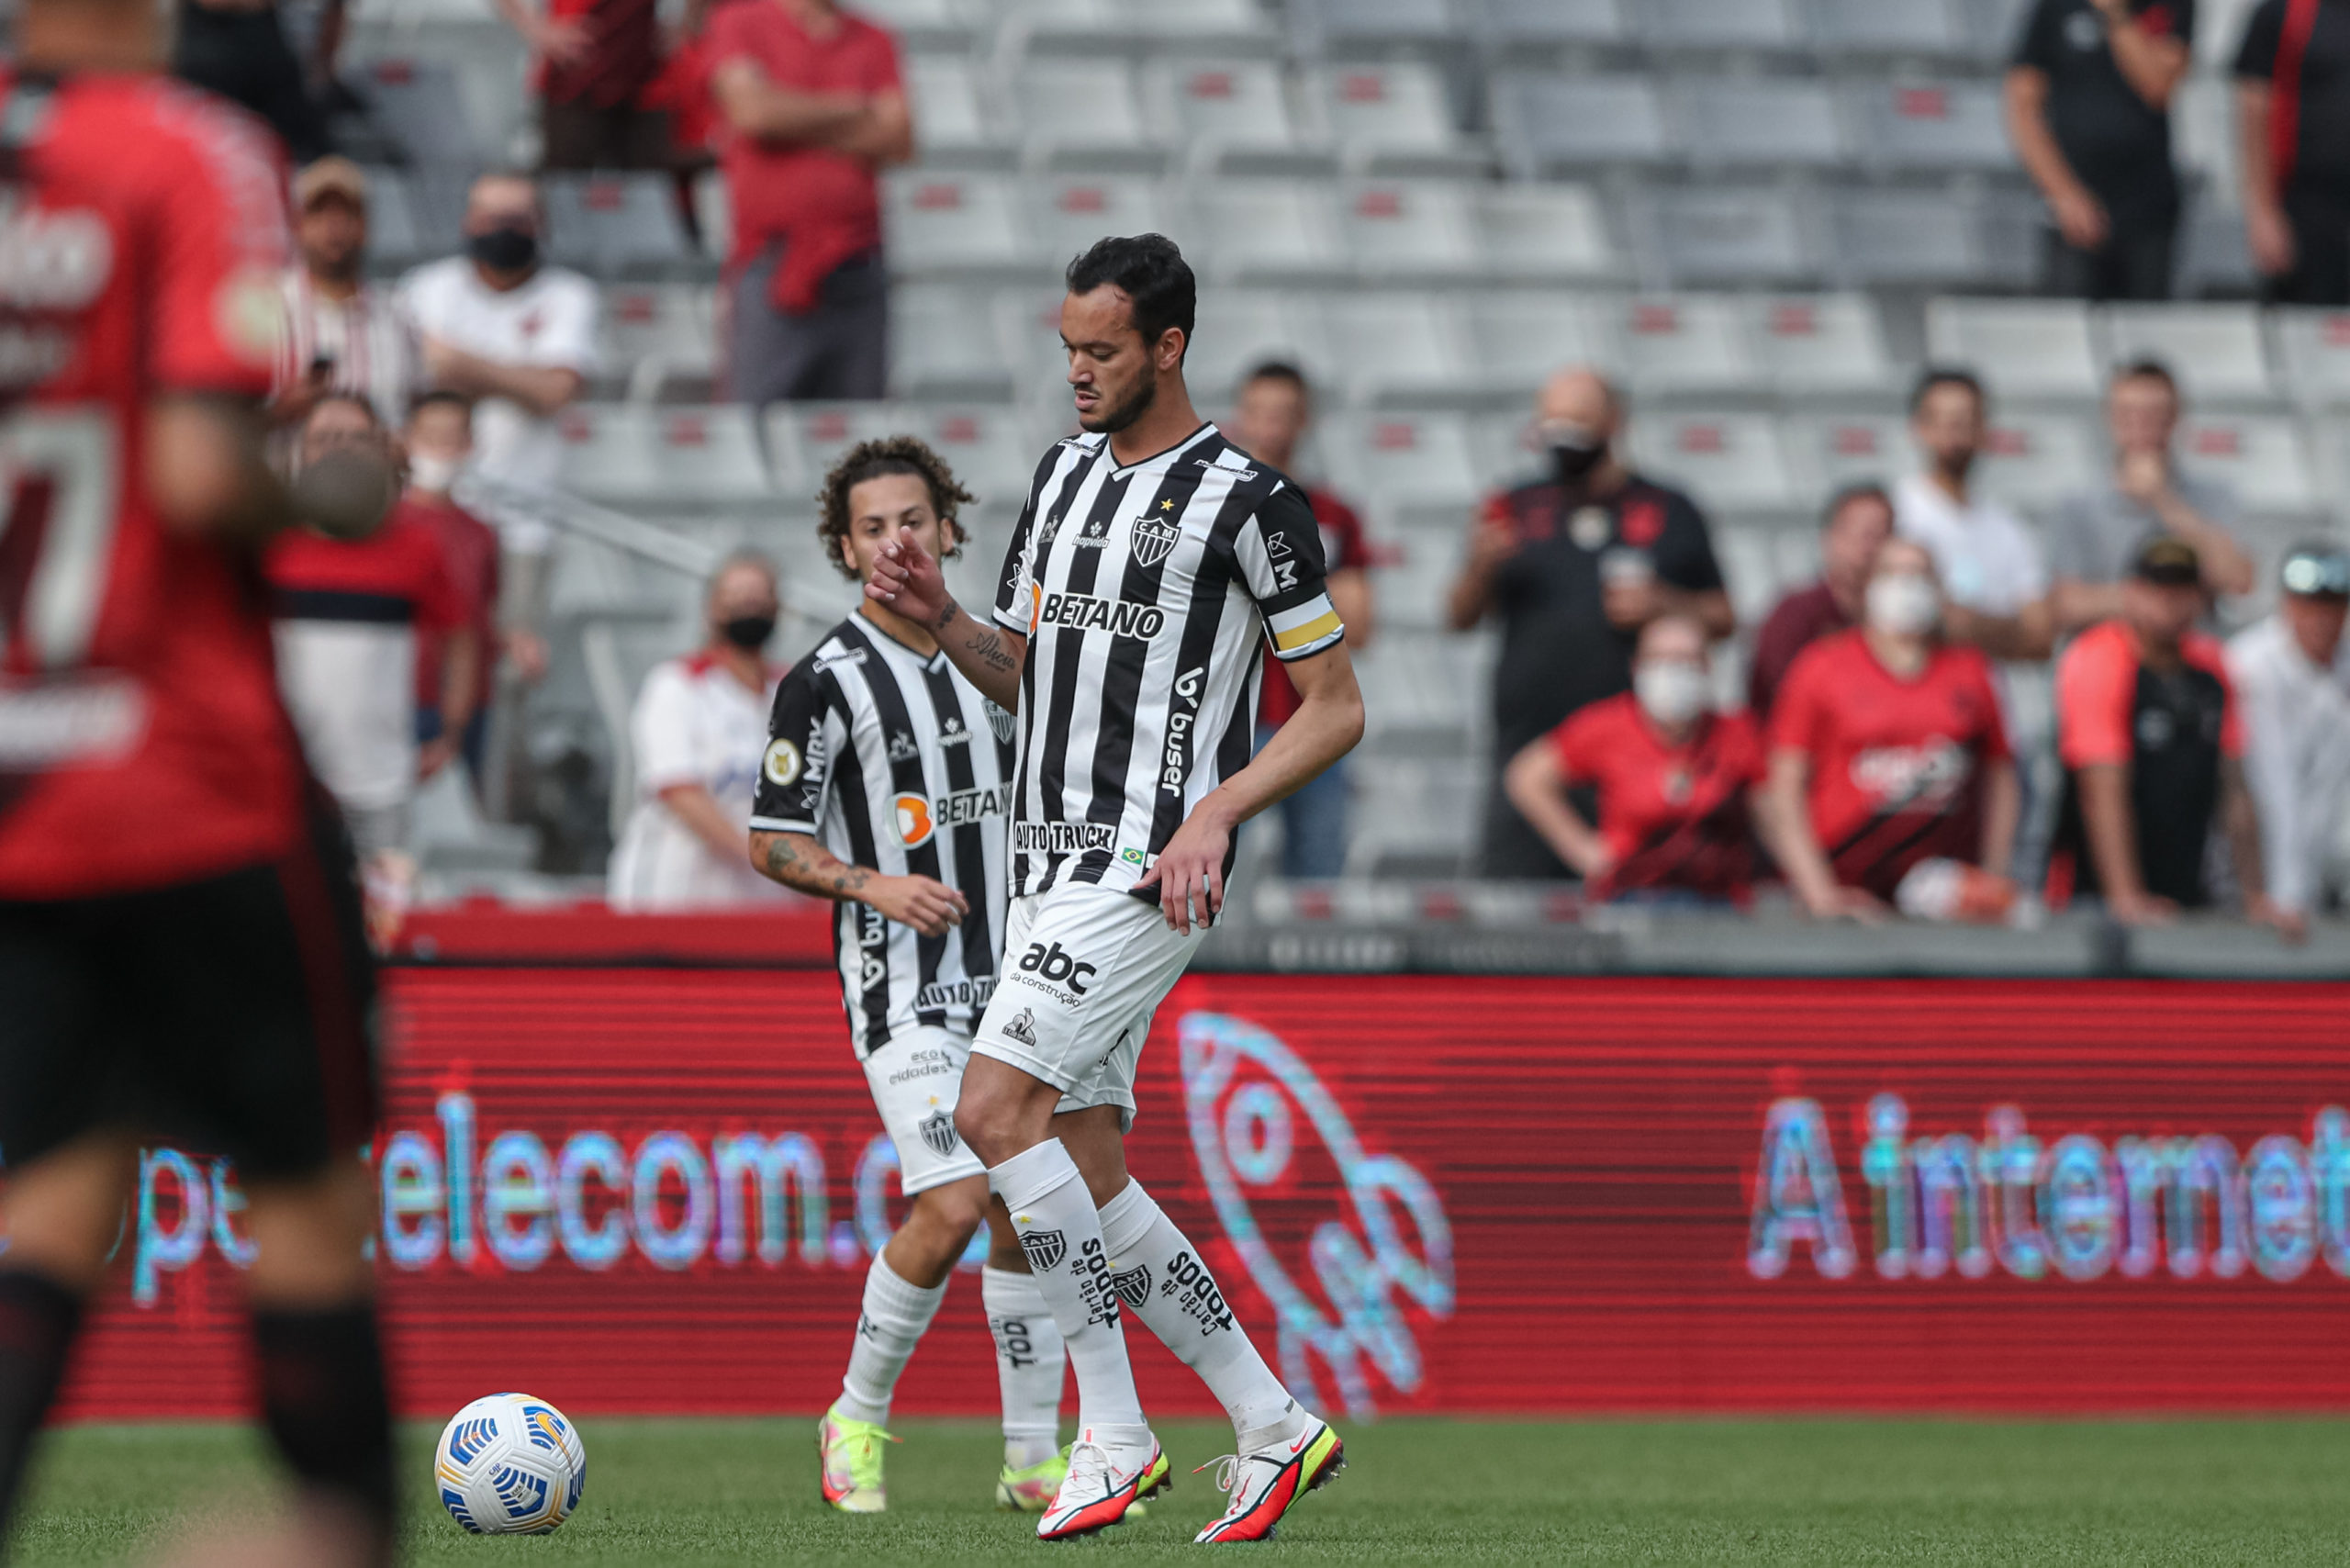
[983,1266,1066,1470]
[989,1140,1147,1439]
[1097,1181,1305,1450]
[831,1254,946,1427]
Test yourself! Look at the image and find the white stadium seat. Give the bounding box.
[856,0,979,47]
[1605,295,1764,398]
[1628,412,1800,514]
[1145,58,1320,172]
[2177,417,2318,514]
[1317,412,1483,519]
[2101,305,2277,406]
[1718,524,1787,623]
[1494,74,1674,177]
[1828,186,1999,289]
[1845,79,2012,173]
[906,53,1007,166]
[1188,179,1349,285]
[1783,413,1913,498]
[355,166,426,268]
[1810,0,1971,56]
[1478,0,1628,48]
[902,405,1046,510]
[1010,59,1168,171]
[1289,0,1460,56]
[1479,184,1622,283]
[1926,299,2102,403]
[890,284,1020,401]
[884,172,1039,277]
[1632,0,1803,50]
[1672,78,1851,170]
[544,174,697,277]
[1466,295,1616,400]
[1973,415,2098,512]
[1306,62,1485,174]
[1747,296,1897,398]
[1638,186,1818,288]
[1134,0,1278,47]
[1341,180,1487,280]
[599,286,716,401]
[2273,309,2350,408]
[559,406,771,509]
[1322,292,1476,405]
[1184,291,1330,406]
[1023,175,1183,273]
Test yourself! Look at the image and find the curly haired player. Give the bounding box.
[749,438,1075,1516]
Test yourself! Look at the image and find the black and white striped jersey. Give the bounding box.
[749,615,1018,1056]
[990,424,1345,900]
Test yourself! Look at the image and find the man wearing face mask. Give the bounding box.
[400,173,600,511]
[1448,366,1733,879]
[1502,615,1764,904]
[609,552,793,910]
[1762,539,2020,923]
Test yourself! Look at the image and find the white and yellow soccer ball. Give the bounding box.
[435,1393,588,1535]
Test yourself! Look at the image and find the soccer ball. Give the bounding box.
[434,1393,587,1535]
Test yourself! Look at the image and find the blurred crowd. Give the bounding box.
[187,0,2350,931]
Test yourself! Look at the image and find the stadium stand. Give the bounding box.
[342,0,2349,902]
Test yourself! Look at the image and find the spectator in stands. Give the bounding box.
[707,0,912,405]
[403,393,504,790]
[2230,542,2350,926]
[267,396,478,860]
[1228,361,1376,879]
[2235,0,2350,304]
[609,552,790,910]
[403,173,600,501]
[1447,367,1732,879]
[173,0,335,164]
[1761,539,2020,924]
[2051,536,2299,934]
[498,0,696,170]
[2006,0,2195,301]
[2051,361,2254,633]
[1748,483,1895,717]
[403,172,599,680]
[275,158,420,432]
[1505,615,1764,905]
[1896,369,2055,663]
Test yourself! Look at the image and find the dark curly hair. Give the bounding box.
[816,436,976,581]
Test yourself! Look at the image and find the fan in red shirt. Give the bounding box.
[1762,537,2020,922]
[708,0,910,404]
[1228,363,1375,879]
[1505,615,1763,902]
[498,0,677,170]
[1747,482,1894,717]
[0,6,397,1564]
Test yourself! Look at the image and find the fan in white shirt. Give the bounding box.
[1894,370,2055,664]
[2228,543,2350,922]
[610,554,792,911]
[400,173,599,542]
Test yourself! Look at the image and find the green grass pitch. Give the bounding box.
[13,1417,2350,1565]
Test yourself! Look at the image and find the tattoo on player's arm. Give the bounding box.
[833,867,871,895]
[935,601,959,632]
[756,833,871,903]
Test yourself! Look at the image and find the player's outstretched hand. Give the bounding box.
[867,873,968,937]
[1135,811,1233,936]
[867,525,949,627]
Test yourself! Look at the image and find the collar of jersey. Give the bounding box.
[1102,421,1218,480]
[845,610,947,667]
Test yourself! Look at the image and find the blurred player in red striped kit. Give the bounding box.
[0,0,400,1562]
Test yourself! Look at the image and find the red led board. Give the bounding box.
[44,973,2350,1420]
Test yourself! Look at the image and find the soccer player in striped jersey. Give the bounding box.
[867,235,1367,1544]
[748,439,1071,1517]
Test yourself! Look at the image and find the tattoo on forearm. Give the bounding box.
[935,601,959,632]
[834,867,871,895]
[760,834,873,903]
[962,628,1016,673]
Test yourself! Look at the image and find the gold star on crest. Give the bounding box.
[1160,498,1175,510]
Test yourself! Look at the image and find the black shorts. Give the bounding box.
[0,803,378,1181]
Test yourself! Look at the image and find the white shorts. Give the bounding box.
[863,1025,987,1195]
[970,884,1209,1132]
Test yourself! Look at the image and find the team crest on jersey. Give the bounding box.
[763,738,802,788]
[985,701,1015,743]
[1132,512,1181,568]
[919,1110,960,1159]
